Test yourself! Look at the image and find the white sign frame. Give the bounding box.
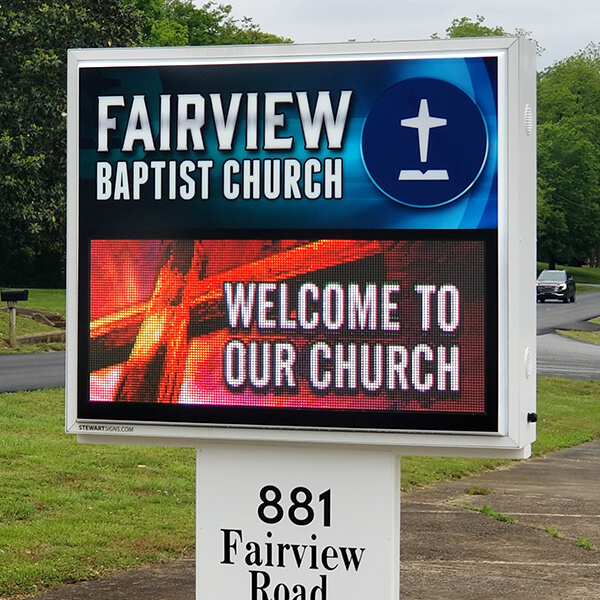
[66,38,537,457]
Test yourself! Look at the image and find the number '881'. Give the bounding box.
[258,485,331,527]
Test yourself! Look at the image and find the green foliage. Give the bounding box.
[433,15,507,38]
[433,15,543,55]
[0,1,288,287]
[545,525,561,538]
[537,181,569,266]
[135,0,291,46]
[575,537,596,550]
[466,503,516,524]
[0,1,145,287]
[537,118,600,263]
[537,47,600,266]
[538,49,600,123]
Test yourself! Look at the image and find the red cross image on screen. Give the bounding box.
[89,238,486,414]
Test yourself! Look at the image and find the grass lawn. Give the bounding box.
[402,377,600,488]
[0,388,195,598]
[1,378,600,597]
[0,288,66,317]
[558,315,600,346]
[0,312,59,349]
[0,289,66,352]
[537,262,600,284]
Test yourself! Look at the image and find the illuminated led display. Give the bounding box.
[81,235,496,431]
[89,238,487,411]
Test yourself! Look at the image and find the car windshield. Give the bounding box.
[537,270,567,282]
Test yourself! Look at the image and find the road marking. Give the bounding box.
[404,559,600,567]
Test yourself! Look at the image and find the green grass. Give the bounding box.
[557,316,600,346]
[545,525,561,538]
[0,312,57,337]
[464,503,516,524]
[576,284,600,294]
[22,288,66,316]
[531,378,600,454]
[400,455,507,490]
[0,313,63,353]
[537,262,600,284]
[2,377,600,597]
[0,389,195,598]
[575,537,596,551]
[400,377,600,488]
[559,329,600,345]
[0,289,66,352]
[566,266,600,284]
[0,288,66,317]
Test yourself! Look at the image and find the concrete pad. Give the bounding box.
[26,559,196,600]
[401,440,600,598]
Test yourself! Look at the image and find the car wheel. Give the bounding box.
[563,296,569,303]
[571,294,576,303]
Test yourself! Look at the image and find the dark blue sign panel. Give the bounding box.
[78,56,498,234]
[74,51,501,435]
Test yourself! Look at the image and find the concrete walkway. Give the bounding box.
[401,441,600,599]
[27,441,600,599]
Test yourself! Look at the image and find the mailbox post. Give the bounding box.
[1,289,29,348]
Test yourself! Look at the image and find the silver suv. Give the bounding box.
[536,269,576,303]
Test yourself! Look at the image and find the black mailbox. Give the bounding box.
[1,289,29,302]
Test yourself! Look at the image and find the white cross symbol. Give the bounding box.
[401,98,447,163]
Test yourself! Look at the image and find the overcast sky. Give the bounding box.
[226,0,598,70]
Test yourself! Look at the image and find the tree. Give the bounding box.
[537,47,600,265]
[0,1,288,286]
[536,181,569,269]
[431,15,544,54]
[538,48,600,123]
[433,15,507,39]
[432,15,543,54]
[135,0,291,47]
[537,119,600,266]
[0,1,145,286]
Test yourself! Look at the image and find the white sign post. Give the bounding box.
[196,444,400,599]
[66,38,537,599]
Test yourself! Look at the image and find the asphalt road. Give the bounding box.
[0,351,65,392]
[537,332,600,379]
[537,288,600,335]
[1,292,599,392]
[536,289,600,379]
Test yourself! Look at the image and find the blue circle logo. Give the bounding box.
[361,78,488,208]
